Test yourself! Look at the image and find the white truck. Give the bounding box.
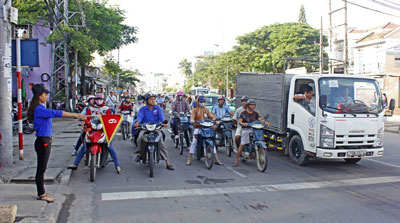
[236,73,385,165]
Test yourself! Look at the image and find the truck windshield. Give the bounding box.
[319,78,383,114]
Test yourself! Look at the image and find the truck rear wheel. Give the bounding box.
[288,135,308,166]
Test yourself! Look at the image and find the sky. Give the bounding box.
[106,0,400,75]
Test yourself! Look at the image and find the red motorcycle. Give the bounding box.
[85,119,109,182]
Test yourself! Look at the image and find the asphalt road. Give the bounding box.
[62,111,400,223]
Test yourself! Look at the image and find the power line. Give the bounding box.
[367,0,400,11]
[343,0,400,18]
[382,0,400,7]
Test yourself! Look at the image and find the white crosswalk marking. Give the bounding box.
[101,176,400,201]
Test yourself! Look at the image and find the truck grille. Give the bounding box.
[335,134,376,147]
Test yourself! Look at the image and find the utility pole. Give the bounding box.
[344,0,349,74]
[329,0,333,74]
[0,0,13,167]
[320,16,324,74]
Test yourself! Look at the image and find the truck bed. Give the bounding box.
[236,73,294,134]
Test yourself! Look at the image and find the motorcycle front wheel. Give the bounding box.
[90,153,97,182]
[23,122,35,134]
[256,146,268,172]
[204,144,214,169]
[179,134,184,155]
[226,137,233,157]
[148,151,154,178]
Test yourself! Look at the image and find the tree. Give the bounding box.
[178,58,193,78]
[103,60,140,89]
[298,5,307,24]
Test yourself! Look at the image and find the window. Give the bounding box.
[394,58,400,68]
[294,79,316,116]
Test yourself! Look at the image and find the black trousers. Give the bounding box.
[35,137,52,196]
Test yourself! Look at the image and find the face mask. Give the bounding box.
[95,99,104,105]
[199,102,205,107]
[125,98,130,102]
[138,99,143,104]
[178,96,183,101]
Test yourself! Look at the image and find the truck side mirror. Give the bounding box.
[320,95,327,108]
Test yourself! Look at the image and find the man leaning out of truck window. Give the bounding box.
[293,84,315,114]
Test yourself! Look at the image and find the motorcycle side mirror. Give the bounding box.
[264,114,270,120]
[168,110,172,115]
[162,120,168,124]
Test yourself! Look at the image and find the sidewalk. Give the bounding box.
[0,119,82,223]
[384,115,400,133]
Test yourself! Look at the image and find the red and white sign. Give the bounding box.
[99,114,123,145]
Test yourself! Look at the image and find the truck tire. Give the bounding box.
[344,158,361,164]
[288,135,309,166]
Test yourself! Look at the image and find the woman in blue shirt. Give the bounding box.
[27,84,85,203]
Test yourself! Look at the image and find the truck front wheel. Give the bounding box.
[288,135,309,166]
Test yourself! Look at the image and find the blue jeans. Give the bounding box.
[74,135,83,151]
[74,141,119,167]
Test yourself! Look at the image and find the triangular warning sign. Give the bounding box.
[99,114,123,145]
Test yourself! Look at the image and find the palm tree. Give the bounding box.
[178,58,193,78]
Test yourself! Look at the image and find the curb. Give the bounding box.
[59,169,73,186]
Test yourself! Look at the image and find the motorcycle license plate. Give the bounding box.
[347,150,366,157]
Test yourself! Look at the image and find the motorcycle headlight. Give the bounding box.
[252,123,264,129]
[201,122,213,127]
[91,122,103,130]
[320,125,335,148]
[222,117,232,122]
[146,124,156,131]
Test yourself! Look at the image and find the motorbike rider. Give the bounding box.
[186,96,224,166]
[233,99,270,167]
[131,95,145,144]
[118,95,134,113]
[71,95,95,156]
[134,93,175,171]
[211,96,234,132]
[232,96,249,149]
[68,93,122,174]
[170,91,191,146]
[156,94,164,105]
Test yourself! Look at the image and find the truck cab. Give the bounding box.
[286,74,384,165]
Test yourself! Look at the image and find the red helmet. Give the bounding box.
[95,93,104,99]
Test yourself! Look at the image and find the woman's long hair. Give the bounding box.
[27,94,41,121]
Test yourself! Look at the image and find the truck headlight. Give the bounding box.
[320,125,335,148]
[376,127,384,147]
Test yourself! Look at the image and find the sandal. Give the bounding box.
[215,161,224,166]
[232,162,239,167]
[67,164,77,170]
[186,161,191,166]
[37,193,54,203]
[115,166,122,174]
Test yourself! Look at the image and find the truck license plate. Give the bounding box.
[347,150,366,157]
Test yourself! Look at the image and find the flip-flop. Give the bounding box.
[232,163,238,167]
[186,162,191,166]
[37,193,54,203]
[215,162,224,166]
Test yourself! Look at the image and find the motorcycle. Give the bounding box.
[75,99,86,113]
[139,120,168,177]
[12,102,34,135]
[241,121,268,172]
[121,110,133,140]
[171,111,192,155]
[196,119,215,169]
[85,119,109,182]
[215,114,234,157]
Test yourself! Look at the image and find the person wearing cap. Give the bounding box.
[71,95,95,156]
[68,93,122,174]
[233,96,249,149]
[106,91,117,114]
[233,99,270,167]
[118,95,134,113]
[27,84,86,203]
[211,96,234,134]
[186,96,224,166]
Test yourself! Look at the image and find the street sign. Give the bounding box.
[12,38,39,67]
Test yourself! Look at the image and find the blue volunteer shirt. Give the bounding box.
[33,104,63,137]
[136,105,165,124]
[211,104,231,119]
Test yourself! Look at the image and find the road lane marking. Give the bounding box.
[364,158,400,168]
[226,167,247,178]
[101,176,400,201]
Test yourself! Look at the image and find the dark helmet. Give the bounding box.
[144,93,156,102]
[247,99,256,106]
[137,95,144,100]
[241,96,249,101]
[198,95,205,102]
